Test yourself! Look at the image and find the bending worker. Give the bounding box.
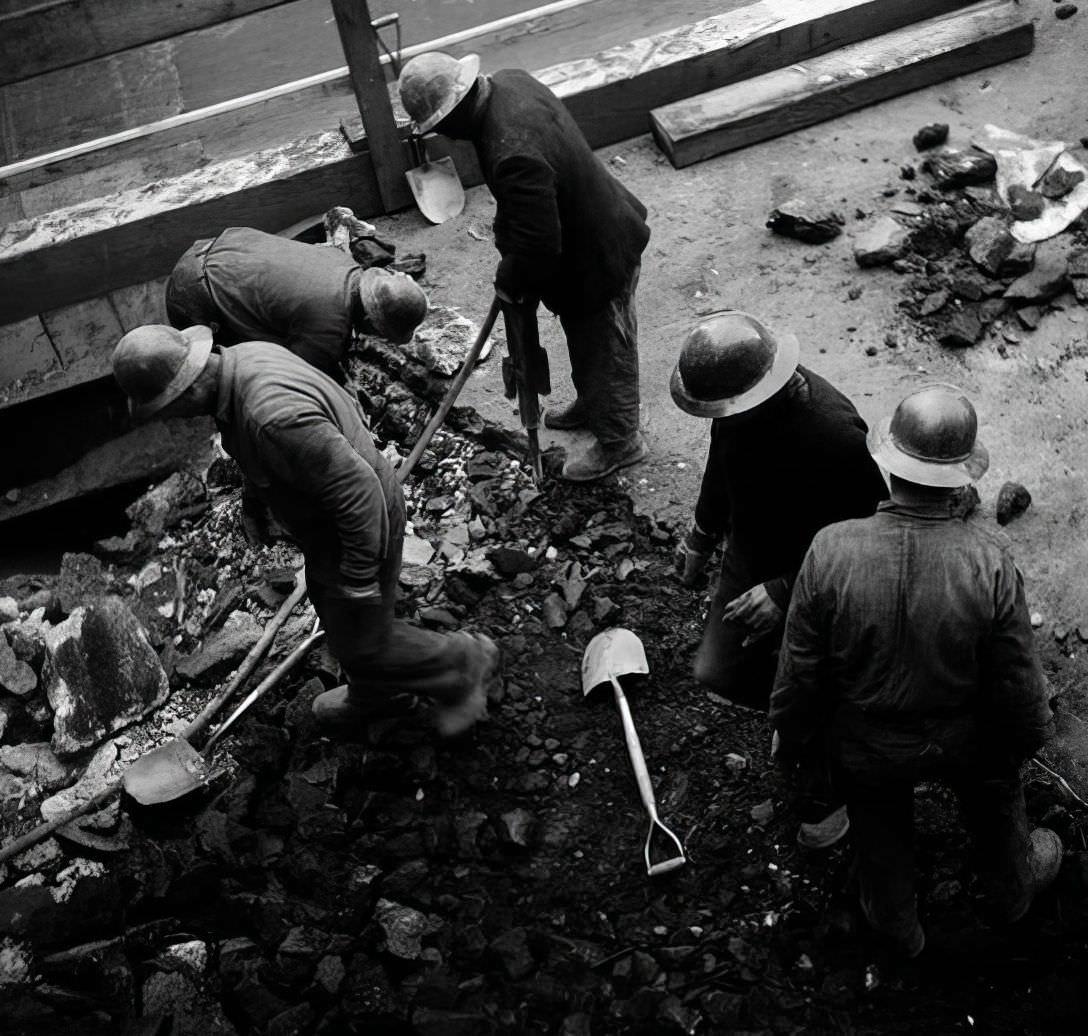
[165,227,428,383]
[398,52,651,482]
[671,311,889,848]
[771,384,1059,957]
[111,325,499,737]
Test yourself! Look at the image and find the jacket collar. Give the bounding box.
[877,496,964,520]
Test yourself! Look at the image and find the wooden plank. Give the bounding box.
[651,0,1033,168]
[331,0,412,213]
[0,316,62,404]
[540,0,980,147]
[0,0,300,87]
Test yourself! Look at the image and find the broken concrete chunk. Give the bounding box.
[1004,256,1071,304]
[920,289,950,316]
[43,597,170,757]
[542,593,568,630]
[853,217,909,268]
[964,217,1035,277]
[375,899,434,960]
[489,546,536,577]
[0,634,37,697]
[765,198,844,244]
[912,123,949,151]
[0,597,18,624]
[175,609,262,685]
[1007,184,1046,222]
[922,147,997,190]
[938,309,985,349]
[1040,164,1084,199]
[996,482,1032,526]
[0,743,71,792]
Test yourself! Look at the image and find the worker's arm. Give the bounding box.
[490,154,562,302]
[258,418,389,600]
[980,562,1054,759]
[769,545,829,746]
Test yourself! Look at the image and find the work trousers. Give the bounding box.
[694,547,782,711]
[835,727,1034,947]
[558,265,641,449]
[301,506,476,706]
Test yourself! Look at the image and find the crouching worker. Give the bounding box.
[165,227,428,383]
[671,311,888,847]
[771,384,1059,957]
[111,325,499,737]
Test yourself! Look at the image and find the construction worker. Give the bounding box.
[111,325,499,737]
[671,311,889,847]
[165,227,429,384]
[397,52,650,482]
[770,384,1059,957]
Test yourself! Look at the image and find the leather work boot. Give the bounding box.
[433,633,501,737]
[561,433,649,482]
[312,686,418,732]
[797,804,851,850]
[544,398,590,431]
[1006,828,1063,922]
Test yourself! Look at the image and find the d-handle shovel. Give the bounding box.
[581,628,687,876]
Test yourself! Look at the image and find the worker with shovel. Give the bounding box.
[397,52,651,482]
[165,226,429,384]
[110,325,500,738]
[670,311,888,848]
[770,385,1059,958]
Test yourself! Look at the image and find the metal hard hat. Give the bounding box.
[165,239,220,329]
[357,268,429,344]
[112,324,213,423]
[397,51,480,134]
[670,310,800,418]
[867,383,989,487]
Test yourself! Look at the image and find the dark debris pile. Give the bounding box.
[3,336,1088,1035]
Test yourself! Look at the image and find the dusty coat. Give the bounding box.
[214,343,401,600]
[473,70,650,316]
[167,227,361,381]
[693,368,889,608]
[771,499,1053,765]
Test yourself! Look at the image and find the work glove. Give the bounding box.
[721,583,784,647]
[673,522,719,587]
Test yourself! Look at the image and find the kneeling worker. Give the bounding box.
[165,227,428,383]
[112,325,499,736]
[771,384,1059,957]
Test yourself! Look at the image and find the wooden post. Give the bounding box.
[330,0,413,213]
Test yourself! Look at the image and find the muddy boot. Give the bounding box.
[798,804,851,850]
[432,633,501,738]
[561,433,648,482]
[544,398,590,430]
[312,686,418,734]
[1006,828,1063,922]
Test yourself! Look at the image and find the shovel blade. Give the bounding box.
[581,627,649,695]
[123,738,210,806]
[405,157,465,224]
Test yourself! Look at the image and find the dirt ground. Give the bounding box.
[5,4,1088,1034]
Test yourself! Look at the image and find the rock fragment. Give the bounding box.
[964,217,1035,277]
[996,482,1032,526]
[175,609,262,684]
[853,217,909,268]
[912,123,949,151]
[766,198,844,243]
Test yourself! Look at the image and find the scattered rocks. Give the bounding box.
[0,632,36,697]
[964,217,1035,278]
[938,308,985,348]
[921,147,997,189]
[996,481,1033,526]
[853,217,909,268]
[766,198,845,243]
[0,742,71,792]
[0,597,18,624]
[1055,3,1078,20]
[42,597,169,757]
[175,609,262,684]
[1007,184,1047,222]
[912,123,950,151]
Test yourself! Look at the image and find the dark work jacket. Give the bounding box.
[771,499,1053,766]
[215,343,402,600]
[693,368,889,608]
[472,70,650,316]
[169,228,361,381]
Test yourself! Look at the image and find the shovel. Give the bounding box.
[405,133,465,224]
[582,628,687,876]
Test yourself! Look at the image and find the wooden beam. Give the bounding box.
[330,0,412,213]
[650,0,1033,168]
[0,0,300,87]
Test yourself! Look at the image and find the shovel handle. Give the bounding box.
[611,676,658,814]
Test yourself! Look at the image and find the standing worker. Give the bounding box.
[397,52,651,482]
[671,311,889,846]
[111,325,499,737]
[165,227,429,383]
[770,384,1059,957]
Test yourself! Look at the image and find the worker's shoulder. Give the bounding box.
[960,513,1017,558]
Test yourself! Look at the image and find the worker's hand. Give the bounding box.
[721,583,783,646]
[673,523,718,587]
